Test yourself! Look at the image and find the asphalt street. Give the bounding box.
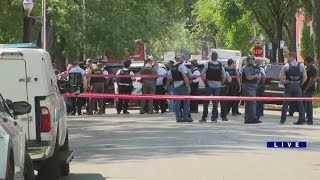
[60,105,320,180]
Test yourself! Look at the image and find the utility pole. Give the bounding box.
[42,0,46,51]
[82,0,86,61]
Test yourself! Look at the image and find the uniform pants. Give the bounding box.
[71,86,84,114]
[227,83,240,114]
[190,83,199,112]
[117,85,132,113]
[140,82,156,113]
[243,83,257,123]
[305,92,314,123]
[220,86,229,118]
[89,83,104,114]
[281,83,305,123]
[202,85,220,120]
[154,85,167,113]
[256,85,265,120]
[174,85,190,120]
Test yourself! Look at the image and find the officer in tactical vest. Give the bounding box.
[190,60,201,113]
[225,59,241,116]
[140,56,157,114]
[242,55,261,124]
[279,52,307,125]
[219,67,232,121]
[165,53,193,122]
[88,63,105,115]
[116,60,135,114]
[255,58,266,121]
[200,52,226,123]
[69,62,86,115]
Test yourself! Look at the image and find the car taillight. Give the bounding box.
[40,107,51,132]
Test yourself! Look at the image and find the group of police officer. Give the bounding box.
[164,52,316,125]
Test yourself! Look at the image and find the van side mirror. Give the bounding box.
[12,101,31,116]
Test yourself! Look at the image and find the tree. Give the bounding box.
[312,0,320,63]
[300,21,314,58]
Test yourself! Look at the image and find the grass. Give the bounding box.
[313,92,320,108]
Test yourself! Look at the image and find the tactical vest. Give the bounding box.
[242,65,257,84]
[119,69,133,84]
[286,63,301,82]
[225,67,237,84]
[171,63,184,81]
[206,62,222,81]
[90,69,105,84]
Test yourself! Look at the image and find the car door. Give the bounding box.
[0,55,30,139]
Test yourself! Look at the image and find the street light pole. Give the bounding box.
[42,0,47,51]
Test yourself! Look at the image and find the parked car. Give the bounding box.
[264,64,285,104]
[0,93,34,180]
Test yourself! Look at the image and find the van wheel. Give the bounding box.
[24,153,35,180]
[60,131,70,176]
[6,151,14,180]
[37,144,60,180]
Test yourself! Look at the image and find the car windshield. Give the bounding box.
[266,64,283,77]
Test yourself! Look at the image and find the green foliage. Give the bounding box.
[300,21,314,58]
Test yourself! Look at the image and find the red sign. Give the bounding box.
[128,43,145,61]
[253,46,264,57]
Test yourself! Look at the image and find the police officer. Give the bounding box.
[189,60,201,113]
[200,52,226,123]
[69,62,86,115]
[255,58,266,120]
[242,55,261,124]
[279,52,307,124]
[303,56,317,125]
[219,68,232,121]
[85,59,93,113]
[154,61,168,113]
[225,59,241,116]
[165,53,193,122]
[116,60,135,114]
[97,61,109,114]
[88,64,105,115]
[140,57,157,114]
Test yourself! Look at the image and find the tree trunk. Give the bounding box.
[277,22,284,62]
[287,0,297,54]
[23,17,35,43]
[312,0,320,64]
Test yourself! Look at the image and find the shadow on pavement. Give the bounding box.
[66,110,320,164]
[60,173,105,180]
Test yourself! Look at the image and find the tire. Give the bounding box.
[59,131,70,176]
[24,153,35,180]
[6,151,14,180]
[37,144,60,180]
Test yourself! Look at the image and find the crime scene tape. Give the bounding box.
[63,92,320,101]
[83,74,320,80]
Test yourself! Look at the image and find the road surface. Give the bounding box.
[60,106,320,180]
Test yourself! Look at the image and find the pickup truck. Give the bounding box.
[0,43,73,180]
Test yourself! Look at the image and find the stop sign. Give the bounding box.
[253,46,264,57]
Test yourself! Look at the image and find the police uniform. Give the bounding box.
[190,67,201,113]
[256,64,266,120]
[201,61,225,122]
[140,64,157,114]
[116,68,134,114]
[88,68,105,115]
[242,56,260,124]
[168,62,192,122]
[280,62,306,124]
[154,66,168,113]
[69,65,86,115]
[219,71,231,121]
[225,66,240,115]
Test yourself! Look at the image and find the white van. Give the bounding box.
[0,44,72,179]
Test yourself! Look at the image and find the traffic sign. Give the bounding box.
[253,46,263,57]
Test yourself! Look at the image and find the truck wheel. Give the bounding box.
[24,153,35,180]
[37,144,60,180]
[6,152,14,180]
[60,131,70,176]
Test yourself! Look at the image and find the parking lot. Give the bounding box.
[60,105,320,180]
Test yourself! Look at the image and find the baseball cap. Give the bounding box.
[247,55,255,62]
[175,53,183,59]
[147,56,155,61]
[86,59,93,65]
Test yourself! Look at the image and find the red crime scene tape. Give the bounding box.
[63,92,320,101]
